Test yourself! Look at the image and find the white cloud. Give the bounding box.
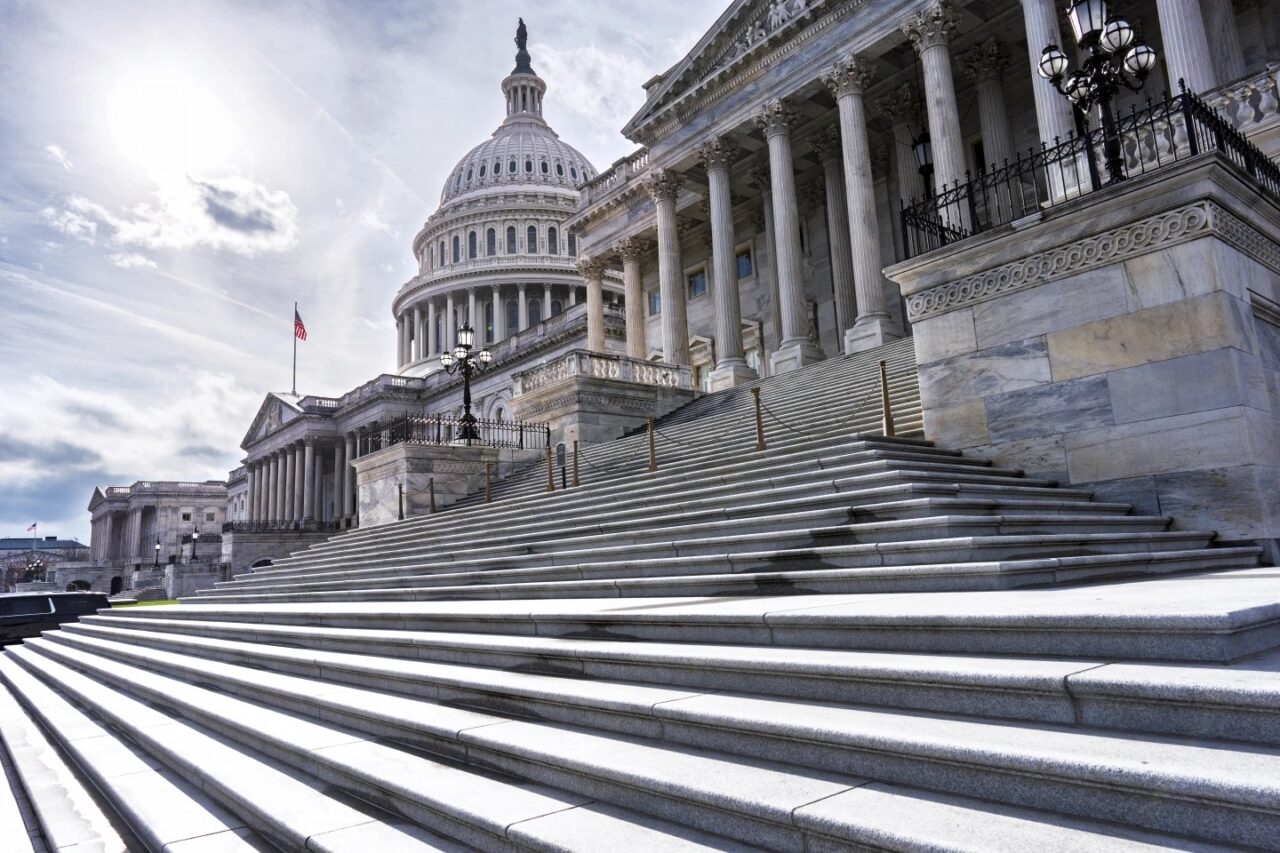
[44,143,73,170]
[40,204,97,243]
[109,252,157,269]
[359,209,394,235]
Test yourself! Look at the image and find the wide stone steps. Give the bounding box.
[63,615,1280,746]
[21,627,1270,851]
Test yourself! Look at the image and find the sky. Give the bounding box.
[0,0,727,546]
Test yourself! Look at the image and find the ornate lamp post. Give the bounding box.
[439,323,492,442]
[191,525,200,564]
[153,538,161,568]
[1037,0,1157,184]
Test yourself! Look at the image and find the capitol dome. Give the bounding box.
[392,18,620,379]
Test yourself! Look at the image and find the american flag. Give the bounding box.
[26,522,36,533]
[294,308,307,341]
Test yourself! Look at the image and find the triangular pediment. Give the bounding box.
[240,393,301,449]
[623,0,829,140]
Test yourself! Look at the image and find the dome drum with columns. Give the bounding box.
[392,20,622,378]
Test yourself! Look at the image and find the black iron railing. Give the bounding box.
[221,521,341,534]
[900,86,1280,259]
[359,414,549,458]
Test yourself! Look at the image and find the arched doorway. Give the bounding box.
[109,576,123,595]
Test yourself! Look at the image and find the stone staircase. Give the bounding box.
[3,337,1280,852]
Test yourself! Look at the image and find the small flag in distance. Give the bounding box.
[26,522,37,532]
[294,308,307,341]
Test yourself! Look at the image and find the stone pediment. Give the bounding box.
[240,393,301,449]
[622,0,832,141]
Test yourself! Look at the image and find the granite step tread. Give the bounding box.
[63,617,1280,743]
[32,630,1259,851]
[150,567,1280,661]
[0,653,275,853]
[201,534,1232,600]
[15,637,757,850]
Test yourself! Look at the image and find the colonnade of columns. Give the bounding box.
[396,283,587,369]
[244,435,357,527]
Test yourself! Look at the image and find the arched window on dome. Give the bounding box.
[550,299,563,317]
[506,226,517,255]
[439,240,446,266]
[468,231,477,260]
[479,163,486,178]
[508,159,516,174]
[529,298,542,325]
[486,228,496,257]
[452,235,460,263]
[505,298,518,333]
[556,162,564,176]
[465,167,473,182]
[547,227,558,256]
[570,166,578,181]
[540,161,548,175]
[494,160,501,176]
[525,159,533,173]
[526,225,538,254]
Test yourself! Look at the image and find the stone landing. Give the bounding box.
[888,156,1280,560]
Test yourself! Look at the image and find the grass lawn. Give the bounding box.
[112,599,181,607]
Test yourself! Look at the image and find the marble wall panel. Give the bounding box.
[1064,409,1253,483]
[912,309,977,366]
[972,267,1130,351]
[1047,291,1255,382]
[918,337,1051,410]
[968,434,1069,486]
[922,399,988,450]
[985,375,1113,443]
[1107,348,1263,424]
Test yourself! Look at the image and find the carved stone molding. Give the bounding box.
[809,126,842,162]
[754,99,798,138]
[694,137,735,172]
[822,54,876,99]
[645,168,683,202]
[958,38,1010,85]
[748,162,772,191]
[871,144,891,179]
[877,83,920,126]
[905,200,1280,321]
[576,256,607,281]
[615,236,650,263]
[903,1,958,52]
[800,181,826,213]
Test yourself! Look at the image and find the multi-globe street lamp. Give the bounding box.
[153,538,161,568]
[440,323,493,441]
[1036,0,1158,184]
[191,525,200,564]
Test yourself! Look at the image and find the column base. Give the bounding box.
[706,361,759,392]
[844,316,903,355]
[769,340,825,375]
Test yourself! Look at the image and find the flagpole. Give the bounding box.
[292,301,298,396]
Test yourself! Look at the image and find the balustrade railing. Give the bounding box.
[900,86,1280,259]
[511,350,693,395]
[580,148,651,207]
[356,414,548,458]
[222,521,341,534]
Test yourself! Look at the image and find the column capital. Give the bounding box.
[748,162,771,191]
[694,137,735,172]
[822,55,877,99]
[809,126,842,163]
[877,83,920,125]
[575,256,607,281]
[903,1,958,51]
[644,168,683,202]
[958,37,1009,84]
[615,236,650,262]
[753,99,797,138]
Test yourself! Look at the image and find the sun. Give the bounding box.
[107,69,238,180]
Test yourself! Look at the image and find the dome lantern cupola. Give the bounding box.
[503,18,546,120]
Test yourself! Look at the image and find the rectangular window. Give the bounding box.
[687,269,707,299]
[647,290,661,316]
[205,512,216,522]
[181,512,192,522]
[736,249,753,279]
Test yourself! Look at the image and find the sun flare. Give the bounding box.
[107,69,238,179]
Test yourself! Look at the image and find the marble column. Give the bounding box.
[268,452,280,523]
[696,137,756,389]
[445,292,457,349]
[567,286,577,307]
[332,441,344,524]
[302,440,316,523]
[809,126,858,343]
[246,465,258,522]
[1156,0,1215,94]
[1203,0,1245,87]
[427,300,438,355]
[343,433,357,522]
[879,85,926,208]
[468,288,478,329]
[577,257,608,353]
[959,38,1014,172]
[413,306,424,361]
[617,237,647,360]
[904,2,967,229]
[313,448,326,523]
[755,99,822,374]
[1020,0,1076,149]
[284,445,297,523]
[518,283,528,331]
[748,164,783,353]
[645,169,691,366]
[492,284,505,341]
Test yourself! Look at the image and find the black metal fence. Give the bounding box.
[900,85,1280,259]
[361,414,549,457]
[221,521,342,534]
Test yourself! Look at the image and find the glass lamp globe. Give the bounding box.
[457,325,475,348]
[1065,71,1090,103]
[479,348,493,364]
[1067,0,1109,47]
[1123,42,1157,76]
[1038,45,1070,80]
[1099,17,1135,54]
[440,351,455,368]
[452,344,468,362]
[192,528,200,541]
[912,132,932,169]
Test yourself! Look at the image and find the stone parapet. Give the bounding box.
[352,443,504,528]
[886,156,1280,558]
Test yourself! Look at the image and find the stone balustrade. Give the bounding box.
[579,148,651,207]
[1208,63,1280,147]
[512,349,691,396]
